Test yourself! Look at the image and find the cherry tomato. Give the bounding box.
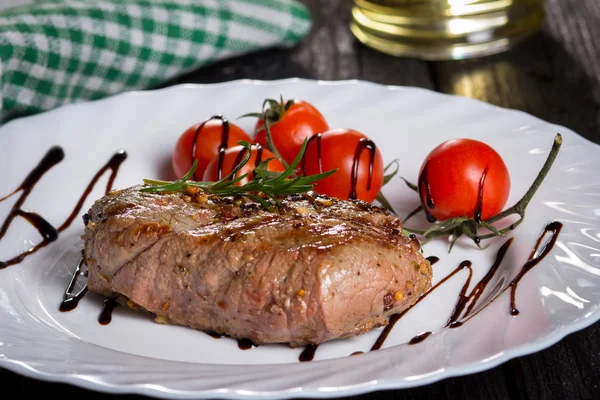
[203,145,285,185]
[418,138,511,221]
[172,117,251,180]
[302,129,384,203]
[255,100,329,165]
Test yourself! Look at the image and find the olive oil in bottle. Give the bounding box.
[351,0,544,60]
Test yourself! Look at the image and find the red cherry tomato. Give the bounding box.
[418,138,511,221]
[302,129,384,203]
[172,117,251,180]
[203,145,285,186]
[255,100,329,165]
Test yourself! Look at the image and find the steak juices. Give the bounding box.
[83,187,432,346]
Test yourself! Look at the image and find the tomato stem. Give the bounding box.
[477,133,563,239]
[263,117,290,169]
[239,98,293,170]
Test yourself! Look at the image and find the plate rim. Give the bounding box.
[1,78,599,399]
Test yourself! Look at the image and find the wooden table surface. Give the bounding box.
[3,0,600,398]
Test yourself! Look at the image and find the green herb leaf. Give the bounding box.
[375,191,396,214]
[401,177,418,192]
[139,138,337,210]
[380,159,399,186]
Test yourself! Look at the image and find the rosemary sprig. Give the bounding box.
[402,134,563,251]
[375,159,400,215]
[140,139,337,209]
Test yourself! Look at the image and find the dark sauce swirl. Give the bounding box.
[0,147,127,310]
[417,160,436,222]
[302,133,322,175]
[349,139,377,200]
[370,260,472,351]
[371,221,562,350]
[299,344,319,362]
[98,297,119,325]
[59,256,88,312]
[56,151,127,312]
[444,261,474,327]
[301,135,377,201]
[474,164,489,223]
[237,338,259,350]
[1,148,127,270]
[0,147,64,269]
[190,115,230,180]
[232,146,249,171]
[408,331,432,345]
[426,256,440,265]
[509,221,563,315]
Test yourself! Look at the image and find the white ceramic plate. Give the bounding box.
[0,79,599,399]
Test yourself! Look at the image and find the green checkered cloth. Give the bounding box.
[0,0,311,121]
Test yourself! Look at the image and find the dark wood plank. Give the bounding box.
[433,0,600,143]
[505,323,600,400]
[164,0,433,89]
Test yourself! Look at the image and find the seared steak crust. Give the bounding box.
[84,187,432,346]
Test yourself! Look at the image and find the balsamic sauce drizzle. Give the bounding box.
[98,297,119,325]
[0,146,127,310]
[301,135,377,200]
[0,147,64,269]
[474,164,489,223]
[302,133,322,175]
[509,221,563,315]
[255,144,264,169]
[60,150,127,232]
[8,147,560,360]
[370,221,562,350]
[408,331,432,345]
[17,210,59,241]
[426,256,440,265]
[444,261,474,327]
[464,238,514,316]
[0,147,127,270]
[191,115,230,180]
[299,344,319,362]
[417,161,436,222]
[230,144,265,180]
[237,338,259,350]
[232,147,249,173]
[56,150,127,312]
[371,244,510,350]
[59,256,89,312]
[370,259,473,351]
[349,139,377,200]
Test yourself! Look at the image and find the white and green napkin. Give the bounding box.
[0,0,311,121]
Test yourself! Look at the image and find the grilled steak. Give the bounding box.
[83,187,432,346]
